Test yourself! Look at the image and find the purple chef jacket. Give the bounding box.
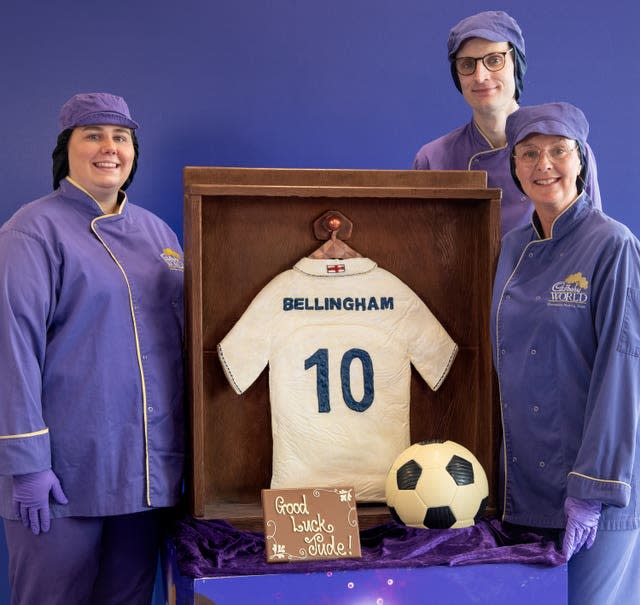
[491,193,640,530]
[413,119,602,236]
[0,178,185,518]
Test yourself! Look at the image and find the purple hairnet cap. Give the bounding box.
[59,92,139,132]
[506,102,590,194]
[447,11,525,58]
[447,11,527,100]
[506,102,589,150]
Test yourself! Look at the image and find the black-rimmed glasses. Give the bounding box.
[454,48,513,76]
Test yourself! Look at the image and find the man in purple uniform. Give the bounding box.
[413,11,601,236]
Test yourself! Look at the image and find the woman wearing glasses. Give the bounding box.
[492,102,640,604]
[412,11,601,236]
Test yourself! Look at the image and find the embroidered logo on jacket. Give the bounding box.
[160,248,184,271]
[547,272,589,307]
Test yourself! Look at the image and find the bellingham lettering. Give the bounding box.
[282,296,394,311]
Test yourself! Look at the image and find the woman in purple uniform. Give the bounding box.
[492,101,640,604]
[0,93,185,604]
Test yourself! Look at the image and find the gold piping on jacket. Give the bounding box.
[90,211,152,507]
[0,428,49,439]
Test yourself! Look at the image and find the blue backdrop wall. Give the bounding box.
[1,0,638,601]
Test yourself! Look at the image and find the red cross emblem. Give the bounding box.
[326,264,345,273]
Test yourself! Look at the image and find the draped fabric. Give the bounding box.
[171,516,565,578]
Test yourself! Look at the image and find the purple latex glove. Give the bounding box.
[562,496,601,560]
[12,469,69,535]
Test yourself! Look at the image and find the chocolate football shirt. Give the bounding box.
[218,257,457,501]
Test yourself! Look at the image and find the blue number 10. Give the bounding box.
[304,348,374,413]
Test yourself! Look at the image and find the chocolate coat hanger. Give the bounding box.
[308,211,363,260]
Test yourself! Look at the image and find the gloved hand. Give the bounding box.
[562,496,601,560]
[12,469,68,535]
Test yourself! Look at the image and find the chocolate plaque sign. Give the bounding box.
[261,486,362,563]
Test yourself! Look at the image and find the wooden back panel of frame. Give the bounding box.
[183,167,501,530]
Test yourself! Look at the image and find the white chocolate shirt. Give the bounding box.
[218,257,457,501]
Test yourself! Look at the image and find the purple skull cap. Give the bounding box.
[447,11,525,58]
[506,102,589,150]
[59,92,139,131]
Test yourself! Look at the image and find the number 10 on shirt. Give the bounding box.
[304,348,374,413]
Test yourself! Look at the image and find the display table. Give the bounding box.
[164,517,568,604]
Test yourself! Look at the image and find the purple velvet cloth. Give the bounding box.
[171,516,565,578]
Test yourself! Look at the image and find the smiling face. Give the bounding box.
[455,37,517,118]
[514,134,582,213]
[67,125,134,211]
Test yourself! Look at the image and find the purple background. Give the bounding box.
[1,1,638,602]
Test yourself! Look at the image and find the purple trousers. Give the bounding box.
[568,528,640,605]
[3,511,161,605]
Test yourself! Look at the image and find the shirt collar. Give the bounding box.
[470,119,506,151]
[535,193,592,241]
[62,177,128,217]
[294,257,377,277]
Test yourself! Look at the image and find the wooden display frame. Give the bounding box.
[184,167,501,530]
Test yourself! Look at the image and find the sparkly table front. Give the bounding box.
[163,516,568,604]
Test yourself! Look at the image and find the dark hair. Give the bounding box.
[575,142,588,194]
[52,128,139,191]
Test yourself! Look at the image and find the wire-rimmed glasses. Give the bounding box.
[513,144,578,166]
